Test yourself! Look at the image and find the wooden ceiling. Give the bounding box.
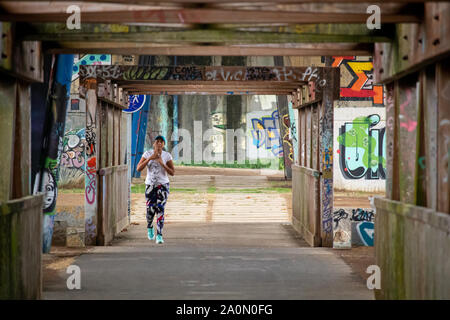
[0,0,434,56]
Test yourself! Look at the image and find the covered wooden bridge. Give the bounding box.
[0,0,449,300]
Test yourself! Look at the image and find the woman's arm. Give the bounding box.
[158,159,175,176]
[136,152,159,172]
[136,156,150,172]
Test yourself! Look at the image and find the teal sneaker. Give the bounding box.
[156,234,164,244]
[147,227,155,240]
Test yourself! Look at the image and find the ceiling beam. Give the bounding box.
[122,86,301,91]
[1,8,421,24]
[114,80,306,86]
[125,90,295,95]
[47,44,373,56]
[25,30,391,44]
[0,0,441,4]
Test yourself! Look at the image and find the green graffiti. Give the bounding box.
[337,114,386,180]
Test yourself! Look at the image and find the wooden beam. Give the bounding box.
[80,65,340,99]
[118,82,304,89]
[47,44,373,56]
[24,29,391,44]
[79,65,331,86]
[1,0,442,5]
[114,80,307,86]
[1,8,421,24]
[25,22,388,36]
[125,90,294,95]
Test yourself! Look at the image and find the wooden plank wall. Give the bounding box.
[373,2,450,299]
[290,76,333,247]
[94,91,129,246]
[0,78,16,202]
[0,195,44,299]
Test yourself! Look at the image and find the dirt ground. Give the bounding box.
[334,246,376,283]
[42,246,92,291]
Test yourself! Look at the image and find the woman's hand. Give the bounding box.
[149,151,160,160]
[157,156,164,166]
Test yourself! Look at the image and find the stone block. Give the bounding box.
[66,227,85,247]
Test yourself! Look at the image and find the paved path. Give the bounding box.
[44,174,373,300]
[44,223,373,300]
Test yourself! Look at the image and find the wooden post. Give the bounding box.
[13,82,31,199]
[0,76,16,202]
[422,67,438,210]
[385,82,399,201]
[85,79,98,246]
[436,62,450,214]
[319,67,338,247]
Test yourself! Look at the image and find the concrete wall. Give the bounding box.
[144,56,282,169]
[332,56,386,193]
[332,207,375,249]
[53,196,85,247]
[286,56,386,191]
[58,97,86,189]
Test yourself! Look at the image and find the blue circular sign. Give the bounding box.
[123,95,146,113]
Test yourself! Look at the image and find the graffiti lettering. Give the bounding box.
[61,128,86,170]
[250,110,283,157]
[333,208,349,228]
[332,56,384,105]
[322,179,333,234]
[282,114,294,162]
[85,157,96,204]
[337,114,386,180]
[351,208,374,222]
[356,221,374,246]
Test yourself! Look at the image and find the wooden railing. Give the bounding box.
[97,165,129,246]
[0,195,43,299]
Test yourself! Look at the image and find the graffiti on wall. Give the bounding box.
[80,66,328,90]
[72,54,111,81]
[332,56,384,106]
[250,110,283,157]
[61,128,86,170]
[337,114,386,180]
[84,89,98,245]
[282,114,294,162]
[59,128,86,187]
[288,100,298,164]
[333,208,375,248]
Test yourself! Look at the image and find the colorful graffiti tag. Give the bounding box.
[61,128,86,170]
[59,128,86,187]
[250,110,283,157]
[332,56,384,106]
[72,54,111,81]
[333,207,375,248]
[282,114,294,162]
[355,221,375,246]
[337,114,386,180]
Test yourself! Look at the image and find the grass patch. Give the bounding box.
[131,183,290,194]
[59,188,85,194]
[60,184,291,195]
[175,158,284,170]
[131,184,201,193]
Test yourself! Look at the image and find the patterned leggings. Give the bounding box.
[145,183,169,235]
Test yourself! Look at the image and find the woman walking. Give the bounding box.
[137,135,175,244]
